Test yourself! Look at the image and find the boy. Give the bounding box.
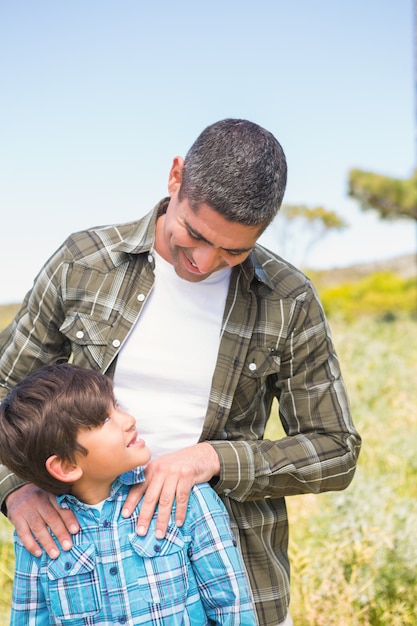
[0,363,257,625]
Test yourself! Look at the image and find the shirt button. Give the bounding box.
[109,566,118,575]
[112,339,121,348]
[118,618,127,624]
[248,362,257,371]
[103,520,111,528]
[147,254,153,263]
[137,293,145,302]
[75,330,84,339]
[154,544,162,552]
[64,562,71,570]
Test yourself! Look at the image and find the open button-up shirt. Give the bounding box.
[0,199,361,625]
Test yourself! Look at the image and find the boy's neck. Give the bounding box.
[71,479,116,505]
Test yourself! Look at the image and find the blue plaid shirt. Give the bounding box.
[10,469,257,625]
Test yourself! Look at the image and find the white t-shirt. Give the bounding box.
[113,250,231,459]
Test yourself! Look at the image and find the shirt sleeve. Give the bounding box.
[0,246,71,508]
[0,245,71,403]
[186,484,257,625]
[10,540,50,626]
[0,467,28,515]
[210,283,361,502]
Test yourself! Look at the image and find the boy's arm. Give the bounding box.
[10,540,50,626]
[187,484,257,625]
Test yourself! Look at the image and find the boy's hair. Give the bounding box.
[0,363,115,495]
[179,118,287,229]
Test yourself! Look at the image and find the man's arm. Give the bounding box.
[0,243,79,556]
[1,460,79,557]
[205,279,361,504]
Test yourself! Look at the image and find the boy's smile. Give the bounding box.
[73,404,151,504]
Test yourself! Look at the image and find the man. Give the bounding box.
[0,119,361,625]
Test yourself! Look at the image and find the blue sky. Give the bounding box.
[1,0,415,304]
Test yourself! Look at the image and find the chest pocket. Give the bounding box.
[129,524,189,605]
[242,346,282,379]
[60,312,112,346]
[59,313,114,370]
[46,543,101,620]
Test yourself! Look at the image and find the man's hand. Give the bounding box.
[6,483,80,558]
[122,442,220,539]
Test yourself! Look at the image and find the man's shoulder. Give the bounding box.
[65,217,147,254]
[57,208,157,267]
[250,243,313,298]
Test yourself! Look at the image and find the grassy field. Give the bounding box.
[0,311,416,624]
[269,315,417,625]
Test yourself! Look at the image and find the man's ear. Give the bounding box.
[167,156,184,196]
[45,455,83,484]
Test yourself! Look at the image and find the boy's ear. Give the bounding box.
[45,455,83,483]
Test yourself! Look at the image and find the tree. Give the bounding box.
[348,168,417,316]
[348,169,417,220]
[265,204,348,268]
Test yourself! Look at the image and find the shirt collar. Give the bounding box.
[111,197,274,291]
[111,199,168,255]
[57,466,145,509]
[239,249,274,292]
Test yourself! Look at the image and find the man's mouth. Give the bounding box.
[183,251,203,274]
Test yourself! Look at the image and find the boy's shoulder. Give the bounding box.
[186,483,228,520]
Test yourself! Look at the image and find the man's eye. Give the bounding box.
[225,249,248,257]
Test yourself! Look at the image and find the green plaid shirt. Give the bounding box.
[0,199,361,625]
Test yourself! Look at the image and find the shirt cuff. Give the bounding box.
[0,465,28,516]
[209,441,256,501]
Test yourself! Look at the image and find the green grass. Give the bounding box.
[0,517,13,625]
[0,304,19,332]
[0,313,416,624]
[267,315,417,625]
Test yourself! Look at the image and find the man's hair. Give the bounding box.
[0,363,115,495]
[179,118,287,228]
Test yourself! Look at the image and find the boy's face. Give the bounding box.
[75,403,151,485]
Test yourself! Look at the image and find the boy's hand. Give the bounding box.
[122,442,220,539]
[6,483,80,558]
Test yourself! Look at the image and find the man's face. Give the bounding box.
[155,157,262,282]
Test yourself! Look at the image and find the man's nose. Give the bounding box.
[193,245,224,273]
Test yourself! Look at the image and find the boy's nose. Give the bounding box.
[123,414,136,431]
